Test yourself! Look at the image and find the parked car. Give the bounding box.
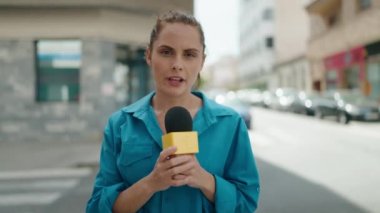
[313,92,340,119]
[204,88,228,100]
[314,90,380,124]
[261,90,276,109]
[290,91,321,116]
[236,89,263,106]
[270,88,298,111]
[214,91,253,129]
[334,91,380,124]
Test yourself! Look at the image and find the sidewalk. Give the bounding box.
[0,139,101,172]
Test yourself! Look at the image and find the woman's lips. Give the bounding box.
[167,77,184,87]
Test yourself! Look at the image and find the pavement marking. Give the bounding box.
[0,192,61,206]
[0,179,79,190]
[0,168,91,208]
[0,168,92,180]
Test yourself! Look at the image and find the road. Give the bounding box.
[1,107,379,213]
[251,107,380,213]
[0,167,94,213]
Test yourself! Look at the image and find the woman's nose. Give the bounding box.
[172,57,183,71]
[172,64,183,71]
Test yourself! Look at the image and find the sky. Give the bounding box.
[194,0,239,65]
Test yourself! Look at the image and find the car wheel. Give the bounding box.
[315,109,323,119]
[301,108,308,115]
[338,112,349,124]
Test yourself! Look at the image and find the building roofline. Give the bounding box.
[0,5,159,16]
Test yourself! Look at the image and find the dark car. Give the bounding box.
[334,91,380,124]
[313,92,340,119]
[290,91,322,116]
[314,90,380,124]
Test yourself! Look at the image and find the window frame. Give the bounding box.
[358,0,372,11]
[35,39,82,103]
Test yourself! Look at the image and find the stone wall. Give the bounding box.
[0,39,120,143]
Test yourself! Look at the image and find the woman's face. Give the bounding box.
[146,23,205,98]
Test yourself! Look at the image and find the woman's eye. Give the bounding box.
[160,50,172,56]
[185,52,197,58]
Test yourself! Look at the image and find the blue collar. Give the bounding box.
[122,91,233,120]
[121,91,234,147]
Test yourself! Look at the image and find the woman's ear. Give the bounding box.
[145,48,152,66]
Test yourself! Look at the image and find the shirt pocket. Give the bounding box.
[117,143,155,184]
[119,143,153,166]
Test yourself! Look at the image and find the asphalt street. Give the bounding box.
[251,107,380,213]
[1,107,379,212]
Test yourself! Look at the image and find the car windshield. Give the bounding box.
[340,93,377,105]
[298,91,320,100]
[276,88,296,97]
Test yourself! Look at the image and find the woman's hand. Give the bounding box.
[144,146,195,192]
[172,155,216,202]
[144,147,215,201]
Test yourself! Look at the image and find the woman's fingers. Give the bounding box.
[158,146,177,162]
[172,174,187,180]
[166,155,192,167]
[168,165,191,178]
[154,150,200,188]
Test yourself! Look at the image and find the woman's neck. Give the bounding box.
[152,92,202,118]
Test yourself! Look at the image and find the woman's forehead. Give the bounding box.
[154,23,203,50]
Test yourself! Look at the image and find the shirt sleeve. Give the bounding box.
[214,117,260,213]
[86,116,127,213]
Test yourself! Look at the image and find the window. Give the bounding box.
[326,70,338,90]
[327,13,339,26]
[265,37,274,48]
[36,40,81,102]
[262,8,273,20]
[358,0,372,10]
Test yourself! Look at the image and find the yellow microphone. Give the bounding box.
[162,106,199,154]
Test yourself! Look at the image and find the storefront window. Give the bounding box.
[358,0,372,10]
[326,70,337,90]
[35,40,81,102]
[344,66,360,89]
[367,62,380,101]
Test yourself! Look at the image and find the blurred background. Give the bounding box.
[0,0,380,212]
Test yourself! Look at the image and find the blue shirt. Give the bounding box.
[86,92,260,213]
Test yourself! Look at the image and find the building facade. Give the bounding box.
[0,1,192,142]
[271,0,312,92]
[239,0,312,92]
[239,0,275,89]
[306,0,380,101]
[203,55,239,90]
[273,56,312,92]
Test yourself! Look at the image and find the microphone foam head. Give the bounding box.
[165,106,193,133]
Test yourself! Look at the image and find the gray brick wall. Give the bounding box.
[0,39,121,143]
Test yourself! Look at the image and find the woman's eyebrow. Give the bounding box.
[157,45,200,53]
[157,45,173,50]
[184,48,200,53]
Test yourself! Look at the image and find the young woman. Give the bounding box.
[86,10,260,213]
